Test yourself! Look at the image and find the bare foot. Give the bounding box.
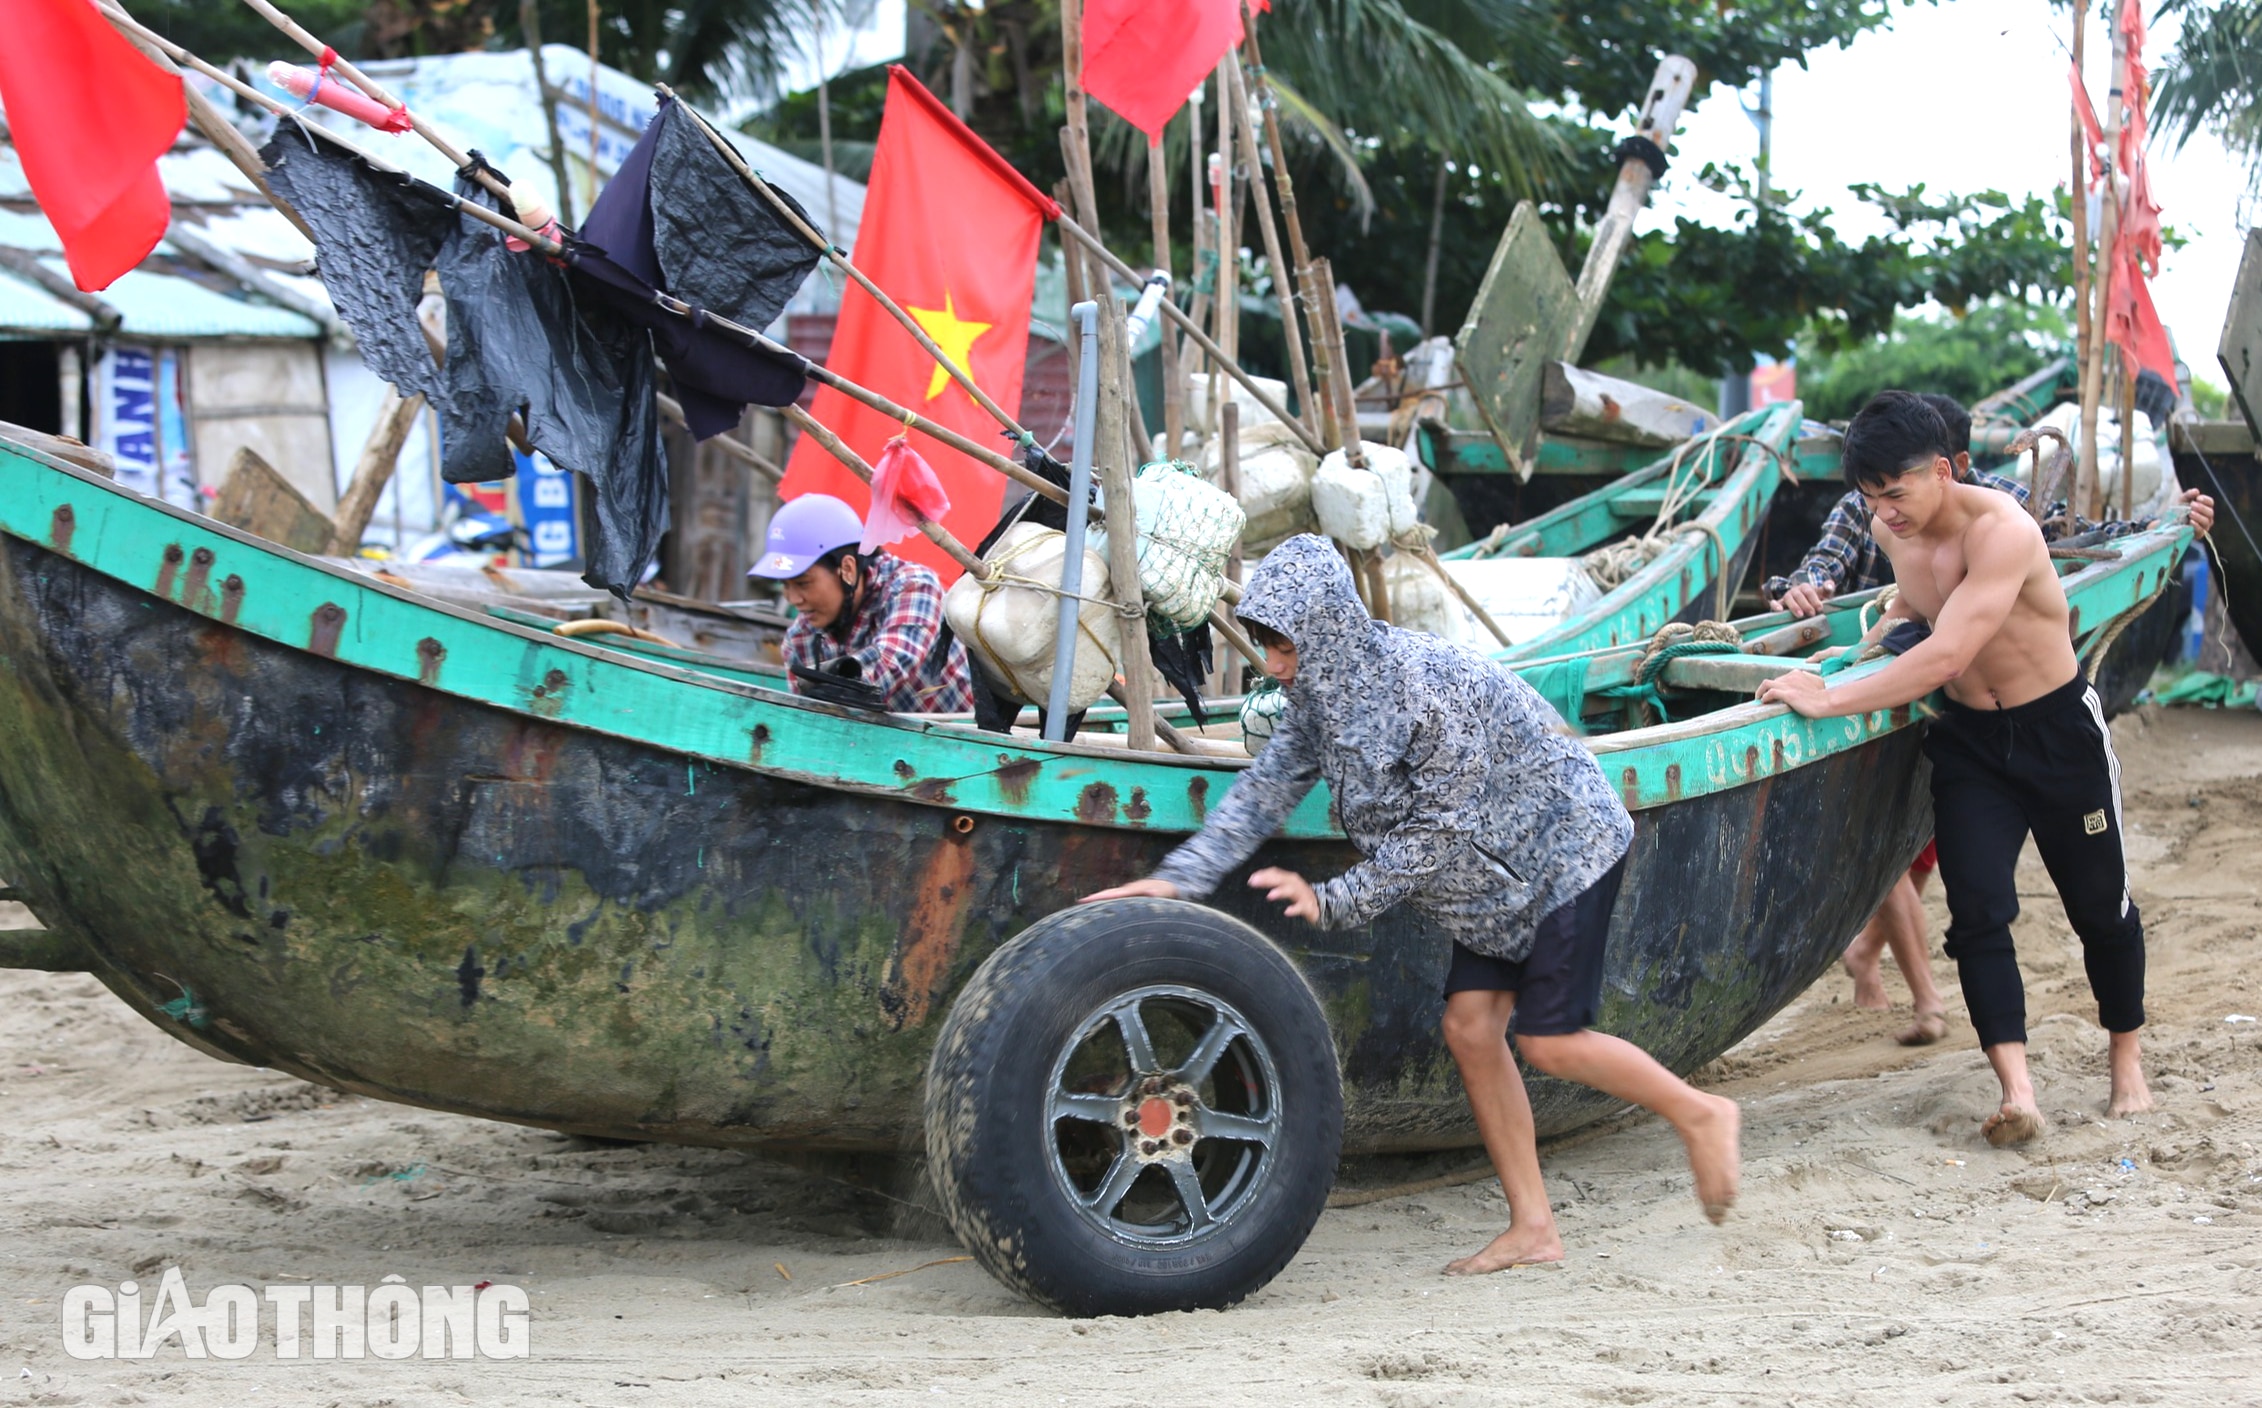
[1444,1225,1566,1275]
[1894,1009,1949,1047]
[2108,1042,2154,1117]
[1843,946,1889,1010]
[1679,1093,1741,1224]
[1981,1103,2046,1146]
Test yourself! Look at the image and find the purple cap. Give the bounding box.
[748,493,865,579]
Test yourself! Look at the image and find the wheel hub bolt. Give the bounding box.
[1171,1129,1193,1146]
[1140,1139,1159,1155]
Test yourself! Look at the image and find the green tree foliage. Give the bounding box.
[2155,0,2262,200]
[135,0,372,62]
[1789,300,2070,422]
[134,0,827,101]
[1587,175,2074,375]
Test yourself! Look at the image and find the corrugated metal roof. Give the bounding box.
[94,261,322,340]
[0,273,90,335]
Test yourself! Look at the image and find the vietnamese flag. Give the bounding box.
[1081,0,1246,138]
[781,67,1058,584]
[0,0,183,290]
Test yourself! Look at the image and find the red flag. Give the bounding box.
[2069,63,2104,179]
[780,67,1057,584]
[1082,0,1244,138]
[861,435,951,555]
[0,0,182,290]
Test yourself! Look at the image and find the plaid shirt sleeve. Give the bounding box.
[1764,490,1873,601]
[853,557,955,706]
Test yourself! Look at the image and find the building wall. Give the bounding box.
[185,342,335,512]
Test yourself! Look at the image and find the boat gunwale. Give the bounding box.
[0,432,2189,831]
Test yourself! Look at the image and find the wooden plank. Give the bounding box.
[1660,653,1812,694]
[2168,418,2255,457]
[2218,227,2262,442]
[212,445,336,555]
[1453,201,1577,480]
[1540,361,1718,446]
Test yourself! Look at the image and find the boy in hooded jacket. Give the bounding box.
[1087,536,1741,1271]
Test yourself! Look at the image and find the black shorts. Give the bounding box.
[1442,852,1627,1037]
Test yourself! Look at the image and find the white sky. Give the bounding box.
[1646,0,2251,384]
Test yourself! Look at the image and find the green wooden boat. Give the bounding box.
[0,428,2186,1314]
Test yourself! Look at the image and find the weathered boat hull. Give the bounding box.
[2172,429,2262,660]
[0,528,1927,1151]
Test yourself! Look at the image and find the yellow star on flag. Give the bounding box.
[906,292,993,401]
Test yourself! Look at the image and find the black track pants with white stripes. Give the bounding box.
[1923,672,2145,1050]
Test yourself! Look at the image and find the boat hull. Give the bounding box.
[0,530,1929,1152]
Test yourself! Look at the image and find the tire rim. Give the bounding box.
[1043,983,1284,1248]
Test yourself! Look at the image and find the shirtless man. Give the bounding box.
[1757,391,2153,1144]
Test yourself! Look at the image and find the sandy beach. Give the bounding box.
[4,706,2260,1407]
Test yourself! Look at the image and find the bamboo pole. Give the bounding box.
[1226,53,1316,443]
[2069,2,2093,419]
[660,394,782,479]
[1299,263,1340,452]
[1058,214,1325,455]
[94,1,317,244]
[1182,85,1210,387]
[112,8,566,260]
[1097,295,1160,750]
[2076,8,2127,520]
[2117,356,2138,520]
[1240,11,1314,283]
[1212,60,1237,368]
[1056,176,1088,373]
[1149,140,1184,457]
[1419,158,1450,336]
[328,389,425,554]
[1058,0,1108,310]
[235,0,527,213]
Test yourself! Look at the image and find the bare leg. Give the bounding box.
[1517,1029,1740,1223]
[1980,1041,2045,1145]
[1440,991,1564,1273]
[2107,1028,2153,1116]
[1876,878,1948,1045]
[1842,905,1891,1010]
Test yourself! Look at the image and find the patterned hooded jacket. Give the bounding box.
[1152,535,1633,960]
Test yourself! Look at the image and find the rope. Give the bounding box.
[1579,428,1785,618]
[966,531,1125,707]
[1594,620,1743,724]
[1391,525,1515,648]
[2075,552,2178,673]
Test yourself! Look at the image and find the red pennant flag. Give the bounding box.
[0,0,183,290]
[1082,0,1245,139]
[780,67,1057,584]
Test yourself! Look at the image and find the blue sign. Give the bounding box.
[514,449,580,568]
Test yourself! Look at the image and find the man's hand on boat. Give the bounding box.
[1769,582,1830,618]
[1755,669,1834,717]
[1079,867,1321,922]
[2174,489,2216,537]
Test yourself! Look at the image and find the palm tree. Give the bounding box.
[2154,0,2262,202]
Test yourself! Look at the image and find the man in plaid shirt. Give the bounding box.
[1764,392,2212,616]
[752,494,975,714]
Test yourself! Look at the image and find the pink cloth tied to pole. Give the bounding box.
[861,435,952,554]
[268,60,413,133]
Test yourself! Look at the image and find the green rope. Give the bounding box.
[1594,639,1740,725]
